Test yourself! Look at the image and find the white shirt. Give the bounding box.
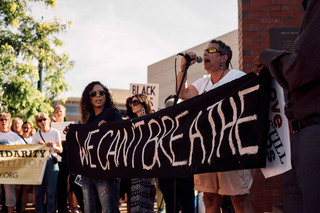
[21,136,33,144]
[192,69,246,95]
[0,131,24,145]
[32,128,61,155]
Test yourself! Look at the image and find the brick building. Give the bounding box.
[238,0,303,212]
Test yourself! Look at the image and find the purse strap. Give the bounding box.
[19,135,28,144]
[39,130,46,142]
[39,130,55,158]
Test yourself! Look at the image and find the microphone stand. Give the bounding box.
[172,56,191,212]
[174,58,191,105]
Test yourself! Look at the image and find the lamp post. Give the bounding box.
[37,60,43,92]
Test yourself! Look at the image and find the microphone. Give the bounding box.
[177,53,202,63]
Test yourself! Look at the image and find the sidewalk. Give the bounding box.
[0,199,159,213]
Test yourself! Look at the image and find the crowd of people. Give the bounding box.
[0,81,161,213]
[0,105,80,213]
[0,38,252,213]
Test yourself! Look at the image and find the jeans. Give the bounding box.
[283,123,320,213]
[82,176,120,213]
[35,158,59,213]
[3,184,16,207]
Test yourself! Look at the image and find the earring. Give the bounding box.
[141,108,146,115]
[220,62,224,70]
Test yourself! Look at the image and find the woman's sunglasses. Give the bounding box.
[37,118,47,123]
[204,47,222,54]
[89,90,106,97]
[130,100,141,106]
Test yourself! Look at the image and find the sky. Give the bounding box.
[31,0,238,98]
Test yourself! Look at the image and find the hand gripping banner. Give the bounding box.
[66,72,271,178]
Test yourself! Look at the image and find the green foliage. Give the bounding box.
[0,0,74,122]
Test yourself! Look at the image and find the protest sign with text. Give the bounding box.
[261,79,291,178]
[67,72,271,178]
[0,144,49,184]
[130,83,159,112]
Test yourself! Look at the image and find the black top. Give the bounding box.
[88,108,122,124]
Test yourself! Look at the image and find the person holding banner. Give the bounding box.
[129,94,156,213]
[32,112,62,213]
[254,1,320,212]
[79,81,122,213]
[18,121,34,213]
[176,40,254,213]
[0,113,24,213]
[10,117,24,212]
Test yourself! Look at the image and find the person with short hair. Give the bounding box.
[21,121,33,144]
[32,112,62,213]
[176,39,254,213]
[18,121,34,213]
[0,113,24,213]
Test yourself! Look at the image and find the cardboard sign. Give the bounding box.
[51,121,75,141]
[261,79,291,178]
[130,83,159,112]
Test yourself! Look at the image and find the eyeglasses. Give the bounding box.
[130,100,141,107]
[23,126,30,129]
[0,118,8,122]
[89,90,106,97]
[204,47,222,54]
[37,118,47,123]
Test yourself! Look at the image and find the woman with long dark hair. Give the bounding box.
[80,81,122,213]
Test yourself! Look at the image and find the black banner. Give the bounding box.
[66,72,271,178]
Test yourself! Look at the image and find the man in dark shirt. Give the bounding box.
[255,0,320,212]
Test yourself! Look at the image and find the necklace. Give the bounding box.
[217,69,226,83]
[203,69,228,93]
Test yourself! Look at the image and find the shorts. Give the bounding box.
[194,169,254,195]
[3,184,16,207]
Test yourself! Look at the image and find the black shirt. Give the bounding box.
[88,108,122,124]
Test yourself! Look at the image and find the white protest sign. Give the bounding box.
[130,83,159,112]
[51,121,74,141]
[261,79,291,178]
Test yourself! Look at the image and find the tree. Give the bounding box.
[0,0,74,121]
